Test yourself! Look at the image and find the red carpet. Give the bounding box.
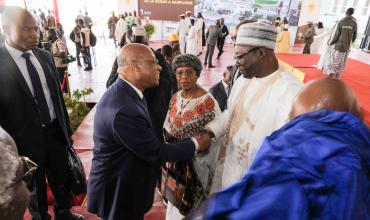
[277,53,370,125]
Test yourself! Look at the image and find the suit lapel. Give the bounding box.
[121,80,154,127]
[0,45,35,102]
[218,81,228,99]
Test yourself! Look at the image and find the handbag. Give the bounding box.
[66,146,87,195]
[160,160,208,215]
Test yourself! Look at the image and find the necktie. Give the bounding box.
[226,85,231,97]
[22,53,51,125]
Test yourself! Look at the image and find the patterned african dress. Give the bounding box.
[163,91,221,219]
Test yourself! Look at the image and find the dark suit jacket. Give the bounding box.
[0,44,72,163]
[88,79,195,219]
[218,24,229,42]
[105,49,173,143]
[209,80,228,112]
[0,44,72,164]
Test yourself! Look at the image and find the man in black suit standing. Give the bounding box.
[0,7,84,220]
[88,43,211,220]
[217,18,229,59]
[209,66,233,111]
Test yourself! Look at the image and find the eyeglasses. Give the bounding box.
[7,156,38,188]
[176,69,197,77]
[234,47,261,61]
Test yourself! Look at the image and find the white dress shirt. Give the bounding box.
[5,42,56,121]
[122,78,143,99]
[222,79,230,96]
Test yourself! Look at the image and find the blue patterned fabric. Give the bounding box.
[206,110,370,220]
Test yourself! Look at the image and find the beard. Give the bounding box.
[240,69,254,79]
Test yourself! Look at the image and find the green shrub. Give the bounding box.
[64,88,94,132]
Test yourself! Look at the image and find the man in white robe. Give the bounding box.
[115,15,127,46]
[201,22,303,191]
[195,15,204,55]
[176,14,189,54]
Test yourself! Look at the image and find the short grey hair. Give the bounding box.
[0,127,19,209]
[172,54,203,77]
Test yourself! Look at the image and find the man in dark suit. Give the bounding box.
[0,7,84,220]
[217,18,229,59]
[105,27,173,143]
[87,43,210,220]
[209,66,233,111]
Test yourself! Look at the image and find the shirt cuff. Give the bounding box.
[191,137,199,153]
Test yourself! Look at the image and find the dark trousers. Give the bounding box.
[75,42,82,65]
[28,120,71,220]
[217,38,225,57]
[303,41,312,54]
[82,47,92,68]
[204,43,216,65]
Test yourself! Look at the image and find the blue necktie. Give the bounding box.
[22,53,51,125]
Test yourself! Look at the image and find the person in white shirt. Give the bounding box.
[197,22,303,192]
[176,14,189,54]
[195,13,205,55]
[186,18,197,55]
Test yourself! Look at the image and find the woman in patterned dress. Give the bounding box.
[163,54,221,219]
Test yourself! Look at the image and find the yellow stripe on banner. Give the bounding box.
[278,59,294,72]
[278,59,305,82]
[292,68,306,82]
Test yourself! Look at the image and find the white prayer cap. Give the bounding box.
[133,26,146,36]
[179,14,185,17]
[283,24,289,29]
[185,11,191,14]
[235,22,278,50]
[307,21,313,24]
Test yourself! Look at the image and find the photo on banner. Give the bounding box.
[195,0,303,44]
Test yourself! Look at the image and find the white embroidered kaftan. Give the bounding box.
[208,67,303,191]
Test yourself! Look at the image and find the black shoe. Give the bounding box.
[208,65,215,68]
[216,55,220,60]
[84,67,93,71]
[77,63,82,67]
[55,211,85,220]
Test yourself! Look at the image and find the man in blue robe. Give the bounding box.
[189,78,370,220]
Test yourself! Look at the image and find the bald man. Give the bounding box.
[0,6,83,220]
[88,43,210,220]
[194,78,370,220]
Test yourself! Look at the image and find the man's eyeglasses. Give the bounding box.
[234,47,261,61]
[8,156,38,188]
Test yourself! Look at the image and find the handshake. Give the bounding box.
[193,129,215,152]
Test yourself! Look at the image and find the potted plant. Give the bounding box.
[144,23,155,40]
[64,88,94,132]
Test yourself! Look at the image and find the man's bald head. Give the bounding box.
[290,78,362,120]
[2,6,39,51]
[1,6,32,30]
[117,43,161,91]
[117,43,154,68]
